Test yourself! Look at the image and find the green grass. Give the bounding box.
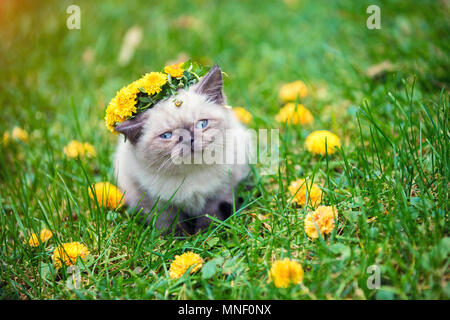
[0,0,449,299]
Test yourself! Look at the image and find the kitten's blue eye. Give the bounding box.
[196,119,208,129]
[160,132,172,139]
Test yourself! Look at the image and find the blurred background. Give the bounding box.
[1,0,448,137]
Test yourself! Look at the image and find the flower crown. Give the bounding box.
[105,61,211,133]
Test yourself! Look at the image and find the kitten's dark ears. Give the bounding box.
[194,65,225,105]
[115,112,148,144]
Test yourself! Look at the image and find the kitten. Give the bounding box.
[114,65,250,234]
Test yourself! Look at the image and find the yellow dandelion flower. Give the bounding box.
[105,101,122,133]
[288,178,322,208]
[63,140,97,158]
[140,72,167,95]
[169,251,204,279]
[305,130,341,155]
[104,81,142,132]
[232,107,253,124]
[269,258,304,288]
[40,228,53,242]
[304,205,338,239]
[11,127,29,142]
[63,140,83,158]
[89,182,124,209]
[275,103,314,125]
[28,233,39,247]
[116,81,141,112]
[279,80,308,102]
[164,62,185,78]
[52,242,90,269]
[29,228,53,247]
[2,132,10,145]
[82,143,97,157]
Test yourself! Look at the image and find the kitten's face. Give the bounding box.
[115,65,230,172]
[136,88,231,171]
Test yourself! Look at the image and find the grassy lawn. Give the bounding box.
[0,0,448,299]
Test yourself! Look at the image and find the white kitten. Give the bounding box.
[114,66,250,233]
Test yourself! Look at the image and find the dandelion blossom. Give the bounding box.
[164,62,185,78]
[105,81,141,132]
[11,127,29,142]
[275,103,314,125]
[305,130,341,155]
[52,242,90,269]
[105,100,125,133]
[269,258,304,288]
[2,132,10,145]
[82,143,97,157]
[232,107,253,124]
[40,229,53,242]
[89,182,124,209]
[304,205,338,239]
[279,80,308,102]
[28,228,53,247]
[288,178,322,208]
[140,72,168,95]
[169,251,203,279]
[63,140,97,158]
[28,233,39,247]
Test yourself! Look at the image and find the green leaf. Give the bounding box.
[39,263,51,281]
[106,211,119,221]
[206,237,219,248]
[138,96,152,103]
[201,257,224,279]
[201,260,217,279]
[329,243,351,259]
[376,289,395,300]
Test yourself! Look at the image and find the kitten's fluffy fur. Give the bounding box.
[114,66,250,233]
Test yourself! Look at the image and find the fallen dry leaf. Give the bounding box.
[118,26,143,66]
[366,61,395,79]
